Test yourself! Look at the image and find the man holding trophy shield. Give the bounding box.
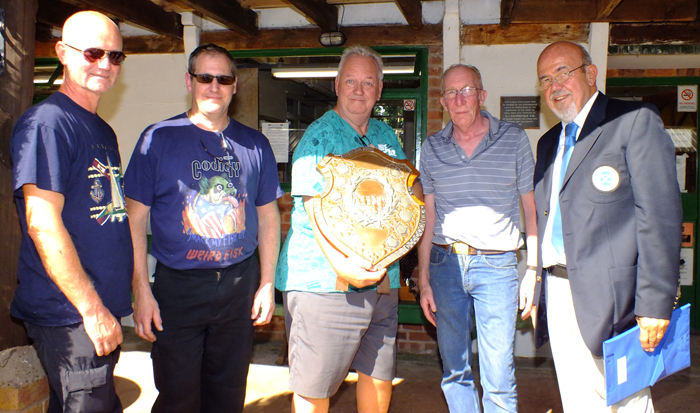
[276,45,423,413]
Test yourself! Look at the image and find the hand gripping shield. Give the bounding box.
[312,147,425,293]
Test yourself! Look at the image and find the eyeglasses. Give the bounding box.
[189,73,236,86]
[64,43,126,66]
[442,86,481,100]
[537,64,587,91]
[200,137,234,167]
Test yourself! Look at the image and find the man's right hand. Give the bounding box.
[132,288,163,342]
[82,304,123,356]
[418,269,437,326]
[519,268,537,322]
[334,255,387,289]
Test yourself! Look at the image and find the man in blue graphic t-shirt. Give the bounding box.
[124,44,283,413]
[11,11,132,412]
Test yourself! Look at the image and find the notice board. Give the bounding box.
[500,96,540,129]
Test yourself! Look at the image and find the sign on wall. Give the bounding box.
[678,85,697,113]
[500,96,540,129]
[261,122,290,163]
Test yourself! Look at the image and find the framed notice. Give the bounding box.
[500,96,540,129]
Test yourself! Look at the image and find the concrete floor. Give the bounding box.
[115,327,699,413]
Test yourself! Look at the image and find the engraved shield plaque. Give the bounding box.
[312,147,425,289]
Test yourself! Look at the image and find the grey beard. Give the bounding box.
[552,104,577,123]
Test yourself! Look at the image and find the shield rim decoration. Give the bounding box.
[312,147,425,288]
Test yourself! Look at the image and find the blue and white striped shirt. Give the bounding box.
[419,111,535,251]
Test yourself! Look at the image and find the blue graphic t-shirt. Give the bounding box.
[276,109,406,292]
[124,113,283,270]
[11,92,134,326]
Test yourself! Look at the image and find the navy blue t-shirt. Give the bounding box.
[124,113,283,270]
[11,92,134,326]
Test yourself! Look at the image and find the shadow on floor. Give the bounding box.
[116,328,699,413]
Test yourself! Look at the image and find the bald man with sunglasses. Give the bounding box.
[124,44,283,413]
[10,11,132,412]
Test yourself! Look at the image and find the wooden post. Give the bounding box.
[0,0,38,351]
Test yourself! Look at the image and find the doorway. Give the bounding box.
[229,47,428,189]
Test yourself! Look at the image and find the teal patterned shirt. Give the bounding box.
[276,109,406,292]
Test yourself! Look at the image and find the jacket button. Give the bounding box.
[544,210,548,216]
[536,275,542,282]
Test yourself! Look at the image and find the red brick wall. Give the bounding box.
[427,45,445,136]
[279,192,293,241]
[397,323,438,355]
[255,315,287,342]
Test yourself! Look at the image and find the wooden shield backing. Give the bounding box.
[312,147,426,271]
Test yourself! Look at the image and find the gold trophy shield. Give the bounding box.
[312,147,425,293]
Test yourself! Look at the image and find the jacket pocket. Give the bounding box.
[62,364,109,393]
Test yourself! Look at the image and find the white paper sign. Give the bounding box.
[677,153,688,193]
[261,122,290,163]
[678,85,697,113]
[680,248,693,286]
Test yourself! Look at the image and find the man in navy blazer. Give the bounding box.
[520,41,681,411]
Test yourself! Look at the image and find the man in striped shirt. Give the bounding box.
[416,64,537,413]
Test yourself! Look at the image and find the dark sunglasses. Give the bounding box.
[64,43,127,66]
[189,73,236,86]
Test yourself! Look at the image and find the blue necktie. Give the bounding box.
[551,122,579,255]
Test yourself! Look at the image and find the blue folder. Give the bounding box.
[603,303,691,406]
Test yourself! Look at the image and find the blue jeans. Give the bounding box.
[429,245,518,413]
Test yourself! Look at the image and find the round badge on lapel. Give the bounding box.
[591,165,620,192]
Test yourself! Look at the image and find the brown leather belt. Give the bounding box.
[433,242,506,255]
[545,265,568,278]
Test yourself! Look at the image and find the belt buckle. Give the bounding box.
[450,242,472,255]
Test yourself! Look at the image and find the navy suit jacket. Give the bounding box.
[533,93,682,357]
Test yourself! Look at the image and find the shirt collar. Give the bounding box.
[564,90,599,133]
[440,110,499,144]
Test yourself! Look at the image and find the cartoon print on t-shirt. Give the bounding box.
[182,173,246,239]
[88,156,128,225]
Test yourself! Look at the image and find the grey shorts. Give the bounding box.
[283,289,399,399]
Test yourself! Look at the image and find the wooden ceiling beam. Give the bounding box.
[500,0,516,29]
[610,22,700,44]
[75,0,183,38]
[509,0,695,22]
[607,0,696,22]
[240,0,394,7]
[36,0,83,28]
[237,0,288,9]
[394,0,423,29]
[463,23,589,45]
[166,0,258,37]
[597,0,623,19]
[202,23,441,49]
[37,24,441,57]
[36,34,185,58]
[285,0,338,32]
